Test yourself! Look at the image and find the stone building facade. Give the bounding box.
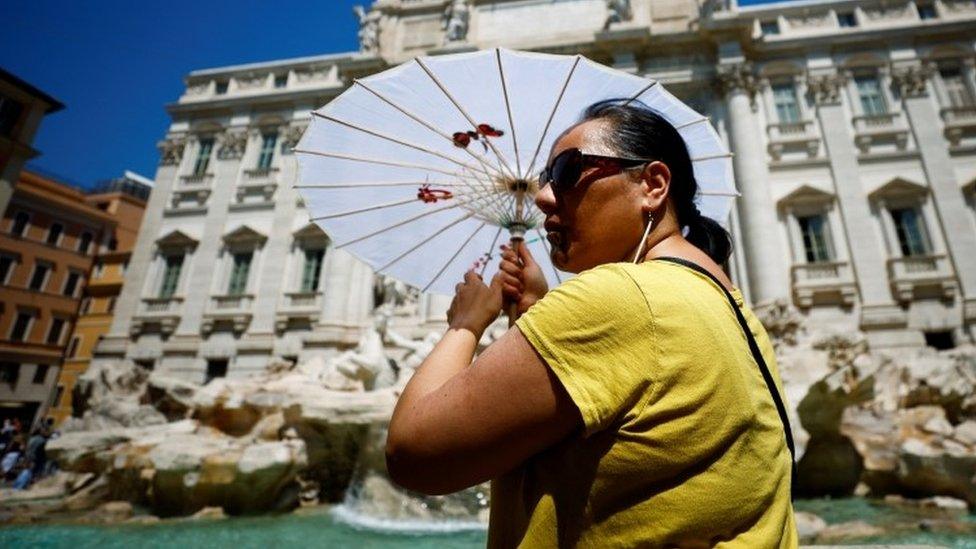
[94,0,976,383]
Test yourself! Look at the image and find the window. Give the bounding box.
[63,271,81,297]
[107,238,118,252]
[257,133,277,170]
[0,362,18,385]
[760,20,780,35]
[797,214,833,263]
[159,254,184,298]
[890,207,931,256]
[66,336,81,358]
[78,232,93,254]
[121,260,128,275]
[924,330,954,350]
[29,263,50,291]
[855,75,887,116]
[917,3,937,20]
[301,249,325,292]
[215,81,228,95]
[837,12,857,27]
[0,94,25,137]
[11,211,29,237]
[107,297,116,313]
[0,254,14,284]
[79,297,92,314]
[193,138,214,176]
[772,82,801,123]
[54,385,65,407]
[274,75,288,88]
[32,364,49,384]
[205,359,228,384]
[941,68,974,108]
[46,223,64,246]
[10,312,33,341]
[227,252,252,295]
[46,318,65,345]
[93,260,105,278]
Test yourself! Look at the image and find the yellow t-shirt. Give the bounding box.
[488,260,797,548]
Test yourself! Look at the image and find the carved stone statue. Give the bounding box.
[353,5,381,53]
[322,314,397,391]
[157,136,186,166]
[217,130,248,160]
[373,274,419,317]
[443,0,471,43]
[604,0,633,29]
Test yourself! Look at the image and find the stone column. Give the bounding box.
[102,135,186,345]
[806,71,904,331]
[892,62,976,329]
[716,62,790,305]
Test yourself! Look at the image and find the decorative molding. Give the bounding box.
[280,123,307,153]
[236,74,267,90]
[890,63,933,98]
[217,130,248,160]
[442,0,471,43]
[354,5,382,53]
[716,63,757,99]
[604,0,633,30]
[806,72,846,105]
[185,82,209,96]
[157,136,186,166]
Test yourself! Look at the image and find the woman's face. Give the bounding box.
[536,119,647,273]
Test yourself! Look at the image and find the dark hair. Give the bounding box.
[580,99,732,264]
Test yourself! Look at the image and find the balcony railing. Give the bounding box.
[244,167,279,181]
[940,105,976,146]
[210,294,254,311]
[141,296,184,314]
[283,291,322,309]
[790,261,857,307]
[180,172,214,185]
[852,112,909,153]
[767,119,821,160]
[887,254,956,302]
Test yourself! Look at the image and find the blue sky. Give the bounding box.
[2,0,780,189]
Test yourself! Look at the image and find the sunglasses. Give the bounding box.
[539,148,656,195]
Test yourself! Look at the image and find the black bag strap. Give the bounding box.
[652,256,797,495]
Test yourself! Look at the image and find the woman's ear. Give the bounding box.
[639,161,671,212]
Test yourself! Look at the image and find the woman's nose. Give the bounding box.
[535,183,557,214]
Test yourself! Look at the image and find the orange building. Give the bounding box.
[0,170,115,429]
[48,172,150,425]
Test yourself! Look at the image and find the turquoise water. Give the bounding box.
[1,499,974,548]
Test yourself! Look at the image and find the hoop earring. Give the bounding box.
[631,212,654,264]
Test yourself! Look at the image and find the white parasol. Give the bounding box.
[294,48,737,296]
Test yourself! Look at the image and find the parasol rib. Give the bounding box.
[675,117,709,130]
[422,221,487,292]
[311,197,418,221]
[692,152,734,161]
[312,112,493,177]
[534,228,563,284]
[524,55,582,180]
[351,79,506,182]
[479,225,506,278]
[294,149,478,179]
[623,80,660,105]
[495,48,522,177]
[296,180,487,190]
[375,211,477,272]
[414,57,518,180]
[334,185,508,248]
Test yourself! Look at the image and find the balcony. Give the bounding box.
[202,294,254,334]
[275,291,323,332]
[131,297,184,336]
[180,172,214,185]
[790,261,858,308]
[243,167,278,182]
[766,120,821,161]
[940,105,976,147]
[165,188,210,216]
[852,112,910,154]
[231,180,277,211]
[886,254,957,302]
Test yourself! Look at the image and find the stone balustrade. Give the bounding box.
[887,254,957,302]
[790,261,858,308]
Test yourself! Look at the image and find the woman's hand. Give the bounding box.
[499,242,549,321]
[446,270,504,339]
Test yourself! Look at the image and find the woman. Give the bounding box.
[386,99,798,547]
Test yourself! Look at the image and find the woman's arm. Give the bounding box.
[386,272,581,495]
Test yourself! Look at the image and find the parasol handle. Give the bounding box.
[505,234,524,328]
